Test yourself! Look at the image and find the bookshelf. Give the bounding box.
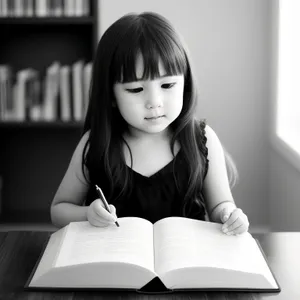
[0,0,97,228]
[0,16,95,24]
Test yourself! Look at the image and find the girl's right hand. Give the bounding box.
[87,199,118,227]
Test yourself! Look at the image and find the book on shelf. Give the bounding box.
[59,65,72,122]
[0,65,11,120]
[72,60,83,121]
[0,60,92,123]
[26,217,280,294]
[83,61,92,118]
[43,61,60,121]
[15,68,38,121]
[0,0,90,18]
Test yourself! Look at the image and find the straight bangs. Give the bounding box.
[111,20,188,83]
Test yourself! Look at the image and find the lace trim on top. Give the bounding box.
[199,119,209,178]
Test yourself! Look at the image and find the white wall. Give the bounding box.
[268,1,300,232]
[97,0,272,232]
[269,148,300,231]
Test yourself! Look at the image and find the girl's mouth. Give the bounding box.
[145,115,164,120]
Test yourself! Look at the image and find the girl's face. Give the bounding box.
[113,54,184,139]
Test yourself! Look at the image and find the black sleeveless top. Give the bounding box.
[85,120,209,223]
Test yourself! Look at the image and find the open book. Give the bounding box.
[26,217,280,293]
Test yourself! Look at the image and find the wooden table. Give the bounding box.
[0,231,299,299]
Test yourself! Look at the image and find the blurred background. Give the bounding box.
[0,0,299,233]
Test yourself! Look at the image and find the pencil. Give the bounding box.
[95,184,120,227]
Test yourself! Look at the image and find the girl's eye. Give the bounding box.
[126,87,143,93]
[162,83,176,89]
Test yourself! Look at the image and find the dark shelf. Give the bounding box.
[0,16,94,25]
[0,210,51,224]
[1,21,94,72]
[0,1,96,226]
[0,121,84,129]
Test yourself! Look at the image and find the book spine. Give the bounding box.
[72,60,84,121]
[28,71,41,121]
[64,0,74,16]
[36,0,47,17]
[43,62,60,121]
[0,0,8,17]
[83,62,92,119]
[59,65,71,122]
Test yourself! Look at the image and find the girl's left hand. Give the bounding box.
[220,207,249,235]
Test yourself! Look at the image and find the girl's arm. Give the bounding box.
[202,125,237,223]
[202,125,249,235]
[50,131,90,228]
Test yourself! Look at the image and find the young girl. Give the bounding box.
[51,12,249,235]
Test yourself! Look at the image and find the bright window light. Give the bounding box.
[276,0,300,155]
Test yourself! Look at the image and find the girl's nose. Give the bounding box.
[145,89,163,109]
[146,102,162,109]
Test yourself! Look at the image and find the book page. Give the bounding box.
[153,217,276,286]
[30,226,68,285]
[55,218,154,273]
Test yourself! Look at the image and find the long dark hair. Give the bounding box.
[82,12,238,216]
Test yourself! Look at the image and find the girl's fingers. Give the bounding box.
[223,208,241,225]
[92,199,117,222]
[220,207,233,223]
[221,211,239,232]
[106,204,118,220]
[88,212,111,227]
[222,209,249,235]
[109,204,117,216]
[225,223,249,235]
[233,223,249,235]
[223,208,248,228]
